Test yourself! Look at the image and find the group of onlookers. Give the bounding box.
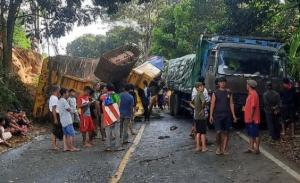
[48,81,139,152]
[0,110,32,147]
[138,78,167,122]
[264,78,300,140]
[190,76,299,155]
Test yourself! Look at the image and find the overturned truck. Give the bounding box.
[33,44,140,121]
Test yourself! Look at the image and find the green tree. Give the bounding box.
[0,0,140,72]
[150,0,226,59]
[66,26,141,58]
[13,22,30,49]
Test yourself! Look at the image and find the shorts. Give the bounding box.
[49,112,63,140]
[194,119,207,134]
[80,115,96,133]
[62,124,75,137]
[246,123,259,138]
[214,114,232,132]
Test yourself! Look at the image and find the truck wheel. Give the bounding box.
[169,93,175,116]
[173,93,180,116]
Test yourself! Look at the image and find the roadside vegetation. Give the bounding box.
[1,0,300,113]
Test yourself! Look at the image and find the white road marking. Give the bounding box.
[237,132,300,182]
[110,123,146,183]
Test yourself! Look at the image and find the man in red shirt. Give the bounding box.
[244,79,261,154]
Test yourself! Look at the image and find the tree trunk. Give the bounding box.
[3,0,22,72]
[0,0,6,67]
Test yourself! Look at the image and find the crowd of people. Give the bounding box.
[190,76,300,155]
[48,79,167,152]
[0,110,32,147]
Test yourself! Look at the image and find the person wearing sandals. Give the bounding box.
[244,80,261,154]
[58,88,79,152]
[190,82,208,152]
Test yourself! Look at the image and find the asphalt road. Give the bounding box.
[0,113,299,183]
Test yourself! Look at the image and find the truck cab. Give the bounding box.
[167,35,287,126]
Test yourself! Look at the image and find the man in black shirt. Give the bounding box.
[263,81,281,141]
[280,78,296,136]
[210,77,237,155]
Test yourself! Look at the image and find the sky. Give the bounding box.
[43,18,111,56]
[56,19,110,55]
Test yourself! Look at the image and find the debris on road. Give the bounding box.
[170,126,178,131]
[158,135,170,140]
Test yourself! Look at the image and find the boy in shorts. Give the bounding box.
[78,86,96,147]
[190,82,208,152]
[58,88,79,152]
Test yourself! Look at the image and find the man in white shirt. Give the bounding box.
[49,85,62,150]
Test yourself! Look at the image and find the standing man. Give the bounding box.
[263,81,281,141]
[140,81,150,122]
[244,80,261,154]
[210,77,237,155]
[280,78,296,136]
[128,84,137,135]
[49,85,63,150]
[100,83,122,151]
[119,84,134,144]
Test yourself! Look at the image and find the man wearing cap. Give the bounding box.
[244,79,261,154]
[263,81,281,141]
[210,77,237,155]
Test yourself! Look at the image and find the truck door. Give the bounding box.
[205,49,218,92]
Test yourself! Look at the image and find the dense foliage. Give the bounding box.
[66,26,141,58]
[13,22,30,49]
[147,0,300,79]
[0,68,33,114]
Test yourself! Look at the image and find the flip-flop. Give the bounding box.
[243,149,253,153]
[202,148,208,153]
[63,149,71,152]
[215,150,222,155]
[70,148,80,152]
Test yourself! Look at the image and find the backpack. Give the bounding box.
[104,94,113,106]
[104,93,120,106]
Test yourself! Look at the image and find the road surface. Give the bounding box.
[0,113,299,183]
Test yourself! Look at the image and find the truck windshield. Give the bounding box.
[218,47,277,76]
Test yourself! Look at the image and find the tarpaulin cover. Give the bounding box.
[166,54,196,93]
[148,56,164,71]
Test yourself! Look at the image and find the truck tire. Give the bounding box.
[173,93,180,116]
[169,93,175,116]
